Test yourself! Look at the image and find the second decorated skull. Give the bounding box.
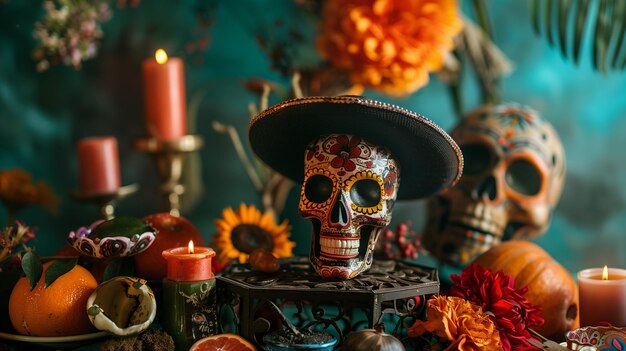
[423,104,566,265]
[299,134,399,279]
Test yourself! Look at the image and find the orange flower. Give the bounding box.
[0,169,57,213]
[317,0,463,96]
[409,295,503,351]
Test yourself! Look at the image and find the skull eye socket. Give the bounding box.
[345,171,385,214]
[460,143,493,175]
[506,159,542,196]
[350,179,381,207]
[304,174,334,203]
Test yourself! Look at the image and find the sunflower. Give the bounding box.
[213,203,295,264]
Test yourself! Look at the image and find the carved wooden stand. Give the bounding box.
[217,257,439,346]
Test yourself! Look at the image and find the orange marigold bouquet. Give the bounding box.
[409,264,544,351]
[249,0,463,97]
[0,169,57,211]
[317,0,463,96]
[0,168,57,225]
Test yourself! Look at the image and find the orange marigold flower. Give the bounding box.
[0,169,57,213]
[409,295,504,351]
[317,0,463,96]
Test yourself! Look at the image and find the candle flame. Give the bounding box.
[188,240,194,254]
[155,49,168,64]
[603,265,609,280]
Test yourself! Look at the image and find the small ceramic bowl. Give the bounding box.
[68,217,157,258]
[263,330,337,351]
[86,276,157,336]
[566,326,626,351]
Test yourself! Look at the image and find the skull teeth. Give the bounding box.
[319,236,359,258]
[448,214,503,237]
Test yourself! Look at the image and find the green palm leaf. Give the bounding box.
[574,0,591,64]
[532,0,626,72]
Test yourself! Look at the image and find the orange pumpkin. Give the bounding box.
[473,241,578,341]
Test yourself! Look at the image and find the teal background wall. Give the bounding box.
[1,1,625,276]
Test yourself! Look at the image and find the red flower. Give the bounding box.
[329,135,362,171]
[211,257,227,274]
[448,264,544,351]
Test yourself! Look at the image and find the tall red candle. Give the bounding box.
[77,136,121,194]
[142,49,187,140]
[162,241,215,282]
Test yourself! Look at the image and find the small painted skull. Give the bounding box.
[423,104,566,265]
[299,134,400,279]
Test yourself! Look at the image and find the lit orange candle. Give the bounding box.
[77,136,121,194]
[162,241,215,282]
[142,49,187,140]
[578,265,626,327]
[162,240,218,348]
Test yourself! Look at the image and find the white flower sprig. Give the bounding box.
[33,0,112,71]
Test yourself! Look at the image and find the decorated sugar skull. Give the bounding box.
[249,96,462,279]
[423,103,566,265]
[299,134,399,279]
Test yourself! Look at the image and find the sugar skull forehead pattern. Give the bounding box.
[423,103,566,266]
[452,104,565,181]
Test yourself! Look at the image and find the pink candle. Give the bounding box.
[77,136,121,194]
[142,49,187,140]
[162,241,215,282]
[578,266,626,327]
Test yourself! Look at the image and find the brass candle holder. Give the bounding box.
[71,184,139,220]
[135,135,203,216]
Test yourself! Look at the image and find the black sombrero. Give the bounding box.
[248,96,463,200]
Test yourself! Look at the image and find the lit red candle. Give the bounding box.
[162,241,215,282]
[77,136,121,194]
[578,265,626,327]
[142,49,187,140]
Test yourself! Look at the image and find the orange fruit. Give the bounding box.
[190,333,256,351]
[8,261,98,336]
[134,213,205,281]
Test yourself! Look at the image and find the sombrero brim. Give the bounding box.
[248,96,463,200]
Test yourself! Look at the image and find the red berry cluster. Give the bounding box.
[375,222,423,260]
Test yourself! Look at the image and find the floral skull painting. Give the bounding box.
[300,134,399,279]
[249,96,463,279]
[423,103,566,266]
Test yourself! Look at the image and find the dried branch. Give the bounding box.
[212,121,263,191]
[452,17,513,105]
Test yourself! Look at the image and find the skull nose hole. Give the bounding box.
[474,175,497,201]
[330,196,349,226]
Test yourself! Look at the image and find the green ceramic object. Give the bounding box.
[162,278,217,351]
[89,216,154,239]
